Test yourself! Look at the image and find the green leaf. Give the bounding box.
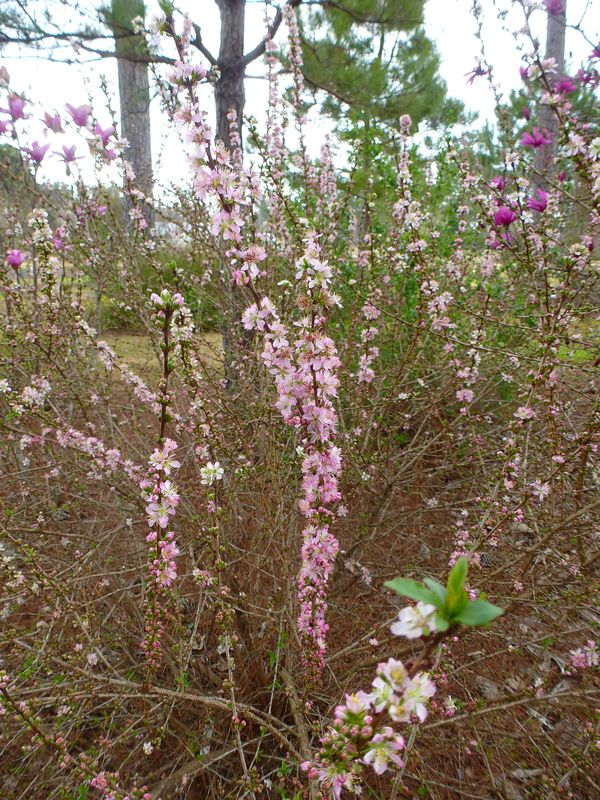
[448,588,469,616]
[434,613,450,632]
[446,557,469,615]
[455,599,504,627]
[423,578,448,609]
[447,557,468,593]
[384,577,440,606]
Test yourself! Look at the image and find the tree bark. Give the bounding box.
[215,0,246,150]
[110,0,154,228]
[214,0,247,389]
[535,0,567,184]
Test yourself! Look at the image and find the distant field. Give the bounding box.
[102,329,223,377]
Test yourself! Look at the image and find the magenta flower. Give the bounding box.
[7,94,26,121]
[522,106,531,121]
[53,227,68,250]
[6,249,24,269]
[57,144,78,163]
[94,122,114,146]
[65,103,91,127]
[519,65,529,81]
[521,128,552,148]
[43,112,63,133]
[465,63,489,85]
[554,77,577,95]
[558,170,567,182]
[576,68,597,86]
[591,43,600,60]
[0,119,10,135]
[490,175,507,191]
[526,189,548,212]
[22,140,51,164]
[494,206,518,227]
[544,0,563,14]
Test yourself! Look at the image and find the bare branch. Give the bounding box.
[190,22,218,66]
[242,0,302,67]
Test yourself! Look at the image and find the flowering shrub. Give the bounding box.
[0,3,599,799]
[303,559,502,797]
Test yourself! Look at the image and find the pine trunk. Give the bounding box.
[535,0,567,184]
[215,0,248,389]
[111,0,154,228]
[215,0,246,149]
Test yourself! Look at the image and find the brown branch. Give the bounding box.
[190,22,218,66]
[242,1,302,67]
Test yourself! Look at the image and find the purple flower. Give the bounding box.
[43,112,63,133]
[53,227,68,251]
[522,106,531,121]
[94,122,114,147]
[554,77,577,95]
[0,119,10,135]
[490,176,507,191]
[519,65,529,81]
[6,249,24,269]
[465,63,489,85]
[558,170,567,182]
[9,94,26,121]
[576,68,597,86]
[1,94,27,121]
[590,43,600,60]
[526,189,548,213]
[65,103,91,127]
[494,206,518,227]
[544,0,563,15]
[23,140,50,164]
[521,127,552,148]
[57,144,78,163]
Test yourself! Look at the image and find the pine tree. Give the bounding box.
[106,0,154,226]
[298,0,461,131]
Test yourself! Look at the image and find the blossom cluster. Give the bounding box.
[150,288,195,352]
[55,426,141,482]
[357,293,381,385]
[161,10,343,677]
[11,376,51,414]
[77,318,161,414]
[0,88,121,168]
[243,232,343,674]
[569,640,599,671]
[303,602,439,798]
[140,437,181,664]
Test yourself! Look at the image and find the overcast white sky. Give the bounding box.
[1,0,597,188]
